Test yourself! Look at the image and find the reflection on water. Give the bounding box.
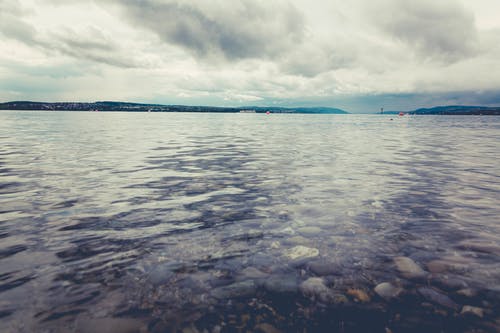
[0,111,499,332]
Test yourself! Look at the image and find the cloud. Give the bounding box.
[0,0,29,16]
[367,0,479,62]
[0,0,37,43]
[279,40,357,77]
[47,26,139,68]
[114,0,305,61]
[0,1,138,68]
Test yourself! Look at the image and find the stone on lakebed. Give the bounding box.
[394,256,426,279]
[461,305,484,318]
[374,282,403,299]
[284,245,319,260]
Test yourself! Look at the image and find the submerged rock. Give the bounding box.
[238,267,268,280]
[429,275,467,291]
[270,241,281,249]
[458,241,500,255]
[182,324,200,333]
[211,280,256,300]
[148,265,176,286]
[427,259,470,274]
[300,277,328,295]
[297,226,322,236]
[374,282,403,299]
[427,260,451,274]
[283,236,310,246]
[284,246,319,260]
[264,276,298,294]
[347,288,371,303]
[394,257,426,279]
[457,288,477,298]
[300,277,333,302]
[417,287,459,310]
[307,260,339,276]
[255,323,282,333]
[461,305,484,318]
[279,227,295,235]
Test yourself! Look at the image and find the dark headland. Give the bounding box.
[400,105,500,115]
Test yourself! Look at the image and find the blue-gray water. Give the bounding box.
[0,111,499,332]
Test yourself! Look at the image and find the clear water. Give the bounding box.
[0,111,499,332]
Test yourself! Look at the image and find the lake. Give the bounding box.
[0,111,499,332]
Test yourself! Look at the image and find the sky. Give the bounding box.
[1,0,500,113]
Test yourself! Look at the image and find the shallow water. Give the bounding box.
[0,111,499,332]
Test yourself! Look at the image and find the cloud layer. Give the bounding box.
[1,0,499,112]
[117,0,305,61]
[369,0,479,61]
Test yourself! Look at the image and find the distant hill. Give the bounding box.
[0,101,348,114]
[407,105,500,115]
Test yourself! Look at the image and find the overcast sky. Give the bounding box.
[1,0,499,112]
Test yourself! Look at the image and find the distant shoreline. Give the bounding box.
[0,101,348,114]
[1,101,500,115]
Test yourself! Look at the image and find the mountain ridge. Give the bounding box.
[407,105,500,115]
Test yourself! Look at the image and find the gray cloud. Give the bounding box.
[0,15,37,44]
[1,25,136,69]
[47,27,138,68]
[0,0,29,16]
[0,0,137,68]
[369,0,479,62]
[0,0,37,43]
[280,41,357,77]
[114,0,305,61]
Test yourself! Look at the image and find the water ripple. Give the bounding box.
[0,112,499,332]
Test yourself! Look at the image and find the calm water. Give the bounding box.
[0,111,499,332]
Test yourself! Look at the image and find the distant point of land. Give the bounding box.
[406,105,500,115]
[385,105,500,116]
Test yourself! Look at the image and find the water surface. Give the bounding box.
[0,111,499,332]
